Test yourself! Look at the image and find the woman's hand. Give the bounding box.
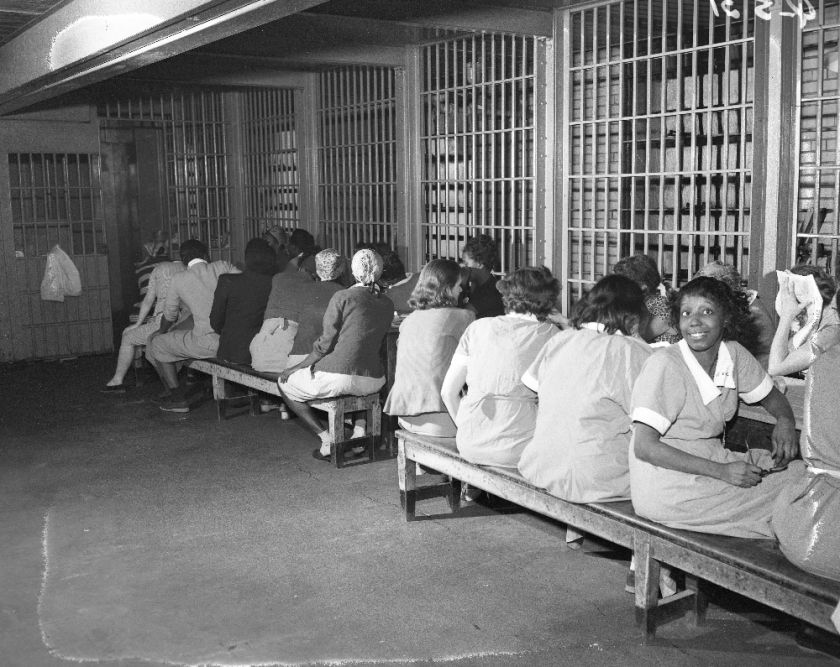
[717,460,763,487]
[778,280,807,321]
[770,417,798,466]
[278,366,299,384]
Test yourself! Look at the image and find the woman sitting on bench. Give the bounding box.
[441,266,560,468]
[773,343,840,581]
[517,274,651,502]
[278,249,394,459]
[384,259,474,438]
[629,277,805,538]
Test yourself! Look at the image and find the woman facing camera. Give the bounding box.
[384,259,474,437]
[441,267,560,467]
[518,275,652,502]
[629,277,805,538]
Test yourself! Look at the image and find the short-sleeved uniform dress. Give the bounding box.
[452,314,558,467]
[518,324,651,502]
[629,339,805,538]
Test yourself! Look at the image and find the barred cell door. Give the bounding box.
[0,152,112,361]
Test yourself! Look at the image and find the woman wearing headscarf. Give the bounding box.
[278,249,394,458]
[252,248,347,372]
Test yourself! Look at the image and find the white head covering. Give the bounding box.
[351,249,383,287]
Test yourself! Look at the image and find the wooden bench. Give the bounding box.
[186,358,383,467]
[396,429,840,641]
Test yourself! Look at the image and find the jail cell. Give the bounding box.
[420,33,543,272]
[564,0,755,305]
[7,152,112,359]
[318,67,397,256]
[797,0,840,276]
[100,91,233,261]
[241,88,300,242]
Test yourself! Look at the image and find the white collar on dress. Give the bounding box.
[505,312,539,322]
[677,339,736,405]
[579,321,624,336]
[187,258,207,268]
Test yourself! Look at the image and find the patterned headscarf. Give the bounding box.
[351,249,383,288]
[315,248,343,281]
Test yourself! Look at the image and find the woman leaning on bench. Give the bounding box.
[278,249,394,460]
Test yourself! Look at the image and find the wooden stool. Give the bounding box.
[309,393,382,468]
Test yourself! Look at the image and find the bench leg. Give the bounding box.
[248,389,260,417]
[447,477,461,512]
[397,438,417,520]
[634,532,660,641]
[327,405,344,468]
[212,375,227,422]
[369,403,381,462]
[684,574,707,626]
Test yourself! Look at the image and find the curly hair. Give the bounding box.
[612,254,662,295]
[670,277,759,353]
[408,259,462,310]
[571,274,646,335]
[179,239,209,264]
[461,234,498,271]
[497,266,560,320]
[790,264,837,307]
[380,250,407,284]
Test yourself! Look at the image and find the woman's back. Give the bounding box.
[454,315,558,466]
[518,327,651,502]
[312,287,394,377]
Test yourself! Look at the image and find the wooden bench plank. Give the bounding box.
[396,428,840,640]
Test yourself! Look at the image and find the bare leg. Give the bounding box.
[105,337,137,387]
[277,391,325,438]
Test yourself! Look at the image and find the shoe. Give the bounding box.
[461,484,483,503]
[625,570,635,594]
[311,448,330,462]
[279,406,291,420]
[158,397,190,413]
[260,400,280,413]
[100,384,126,394]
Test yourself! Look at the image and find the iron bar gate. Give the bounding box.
[318,67,397,256]
[563,0,755,304]
[796,0,840,276]
[420,33,543,273]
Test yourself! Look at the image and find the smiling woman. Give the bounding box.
[627,277,806,539]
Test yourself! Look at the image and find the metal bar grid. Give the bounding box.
[100,89,232,259]
[564,0,755,303]
[240,88,299,241]
[317,66,397,257]
[9,153,103,257]
[419,33,540,273]
[795,0,840,276]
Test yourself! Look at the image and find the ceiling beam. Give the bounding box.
[0,0,330,115]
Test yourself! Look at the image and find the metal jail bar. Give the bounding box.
[564,0,755,306]
[241,88,300,241]
[100,90,233,260]
[318,66,397,257]
[796,0,840,276]
[419,32,540,274]
[9,153,103,258]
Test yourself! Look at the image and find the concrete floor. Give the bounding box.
[0,355,833,667]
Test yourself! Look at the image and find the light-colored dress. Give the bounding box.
[629,339,805,538]
[518,324,651,502]
[772,344,840,580]
[384,307,475,437]
[452,314,558,467]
